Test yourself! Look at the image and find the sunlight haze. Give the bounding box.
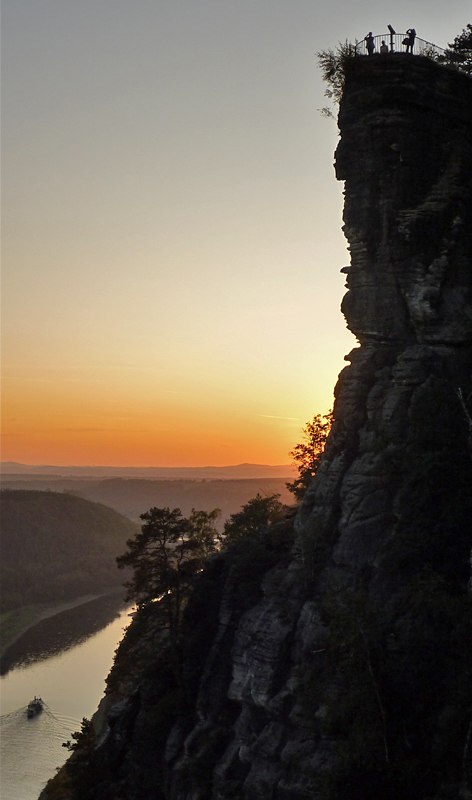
[2,0,470,466]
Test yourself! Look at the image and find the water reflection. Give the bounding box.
[0,591,127,675]
[0,702,79,800]
[0,599,132,800]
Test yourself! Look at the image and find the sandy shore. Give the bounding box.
[1,588,125,658]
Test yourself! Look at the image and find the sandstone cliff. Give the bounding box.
[41,54,472,800]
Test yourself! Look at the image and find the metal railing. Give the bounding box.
[354,33,446,59]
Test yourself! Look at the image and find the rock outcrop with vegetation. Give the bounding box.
[40,52,472,800]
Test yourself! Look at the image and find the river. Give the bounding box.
[0,593,132,800]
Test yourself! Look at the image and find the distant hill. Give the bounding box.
[0,461,296,480]
[0,478,294,527]
[0,490,139,612]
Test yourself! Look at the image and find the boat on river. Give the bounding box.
[27,696,43,718]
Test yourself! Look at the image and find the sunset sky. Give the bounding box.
[2,0,470,467]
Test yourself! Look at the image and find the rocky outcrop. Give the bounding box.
[335,55,472,347]
[40,55,472,800]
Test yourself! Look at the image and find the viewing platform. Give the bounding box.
[354,33,446,59]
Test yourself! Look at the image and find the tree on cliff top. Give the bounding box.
[445,23,472,75]
[286,411,333,501]
[220,493,289,545]
[317,40,357,116]
[117,506,220,635]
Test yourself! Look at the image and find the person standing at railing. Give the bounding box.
[365,31,375,55]
[380,40,389,54]
[403,28,416,53]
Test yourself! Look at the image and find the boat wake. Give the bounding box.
[0,704,82,800]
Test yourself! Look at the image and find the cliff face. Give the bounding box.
[43,56,472,800]
[336,55,472,347]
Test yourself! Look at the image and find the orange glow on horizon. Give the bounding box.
[2,0,372,469]
[1,368,338,467]
[1,409,328,468]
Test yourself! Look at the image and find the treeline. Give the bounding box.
[0,490,139,612]
[1,414,330,617]
[109,412,331,645]
[40,412,333,798]
[94,414,332,694]
[0,477,294,527]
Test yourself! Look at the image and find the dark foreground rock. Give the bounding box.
[40,54,472,800]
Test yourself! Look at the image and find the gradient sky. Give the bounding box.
[2,0,470,466]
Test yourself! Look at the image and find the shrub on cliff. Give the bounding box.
[445,23,472,75]
[317,40,357,107]
[286,411,333,501]
[219,492,289,545]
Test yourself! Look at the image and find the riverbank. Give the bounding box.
[0,588,125,658]
[1,597,132,800]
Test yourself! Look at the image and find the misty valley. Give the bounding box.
[0,473,295,799]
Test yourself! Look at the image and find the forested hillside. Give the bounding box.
[0,477,293,527]
[0,490,139,612]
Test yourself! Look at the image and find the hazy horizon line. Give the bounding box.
[1,460,293,469]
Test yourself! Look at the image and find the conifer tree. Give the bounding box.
[117,506,220,634]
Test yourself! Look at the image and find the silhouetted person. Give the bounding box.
[403,28,416,53]
[380,40,389,54]
[365,31,375,55]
